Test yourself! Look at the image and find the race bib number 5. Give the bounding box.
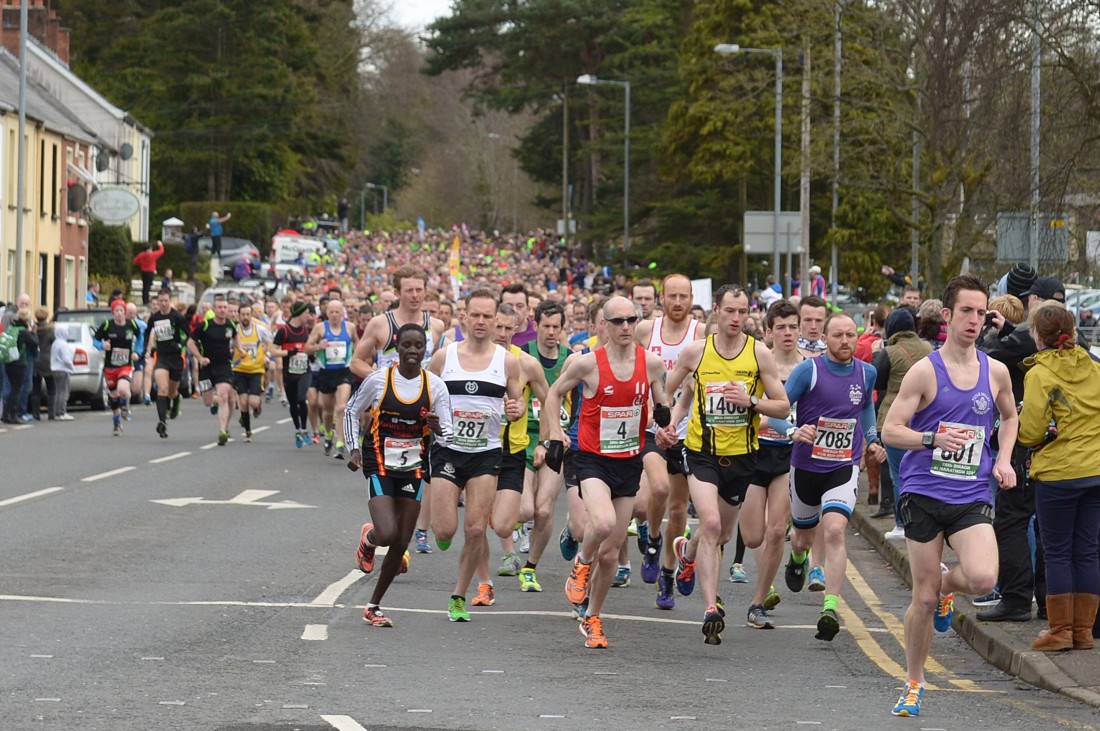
[383,437,421,470]
[453,409,490,448]
[811,417,856,462]
[600,405,642,453]
[704,381,750,428]
[930,422,986,479]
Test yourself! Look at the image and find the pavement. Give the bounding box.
[851,483,1100,709]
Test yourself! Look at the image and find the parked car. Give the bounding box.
[197,236,261,278]
[198,279,288,308]
[56,308,113,329]
[61,322,108,410]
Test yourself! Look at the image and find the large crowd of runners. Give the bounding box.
[80,226,1051,719]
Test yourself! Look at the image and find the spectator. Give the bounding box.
[997,261,1039,301]
[916,299,946,350]
[185,226,201,281]
[1,307,38,424]
[31,307,55,421]
[86,281,101,306]
[208,210,232,257]
[50,323,74,421]
[1079,308,1097,329]
[809,265,826,297]
[899,285,921,307]
[855,304,890,362]
[233,254,254,282]
[338,197,350,233]
[133,239,165,305]
[1018,302,1100,651]
[161,268,174,291]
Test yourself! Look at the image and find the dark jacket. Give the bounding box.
[34,321,55,376]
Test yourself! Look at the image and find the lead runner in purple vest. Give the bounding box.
[780,312,886,643]
[882,274,1018,718]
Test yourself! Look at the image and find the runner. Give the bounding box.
[270,302,314,447]
[187,296,239,445]
[306,300,358,458]
[542,295,671,648]
[145,287,191,438]
[795,294,830,591]
[782,310,886,641]
[93,299,140,436]
[741,299,803,628]
[882,274,1016,717]
[345,324,453,627]
[656,285,790,644]
[231,303,273,443]
[427,289,526,622]
[126,302,148,415]
[633,274,704,609]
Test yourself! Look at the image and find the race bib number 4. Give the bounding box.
[325,341,347,365]
[383,437,421,470]
[110,348,131,367]
[704,382,750,428]
[600,405,642,453]
[930,422,986,479]
[811,417,856,462]
[288,352,308,375]
[453,409,490,448]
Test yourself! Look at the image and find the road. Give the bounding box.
[1,403,1098,731]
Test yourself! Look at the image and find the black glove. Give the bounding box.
[653,404,671,428]
[544,440,565,473]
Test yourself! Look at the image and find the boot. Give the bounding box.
[869,497,894,520]
[1031,594,1073,652]
[866,457,880,505]
[1072,593,1098,650]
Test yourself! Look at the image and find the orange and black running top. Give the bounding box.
[364,366,433,478]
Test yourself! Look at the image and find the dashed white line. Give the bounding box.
[81,466,135,482]
[283,704,308,709]
[408,709,432,714]
[301,624,328,641]
[277,417,292,425]
[149,452,190,464]
[34,698,61,702]
[159,700,185,706]
[30,654,53,659]
[252,425,270,434]
[539,715,565,719]
[321,716,368,731]
[0,487,64,507]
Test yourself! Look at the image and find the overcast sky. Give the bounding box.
[389,0,452,31]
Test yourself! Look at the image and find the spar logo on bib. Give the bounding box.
[848,383,863,406]
[972,392,991,416]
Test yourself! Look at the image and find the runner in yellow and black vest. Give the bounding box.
[232,302,273,443]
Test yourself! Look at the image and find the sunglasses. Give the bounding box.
[607,315,640,326]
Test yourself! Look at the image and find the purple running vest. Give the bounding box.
[791,357,870,472]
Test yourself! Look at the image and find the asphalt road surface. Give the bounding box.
[2,402,1098,731]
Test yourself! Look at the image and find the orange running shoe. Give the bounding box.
[363,605,393,627]
[400,550,411,574]
[565,558,593,605]
[356,523,376,573]
[471,582,496,606]
[580,614,608,648]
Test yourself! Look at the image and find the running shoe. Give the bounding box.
[363,606,393,627]
[807,565,826,592]
[580,614,608,649]
[729,562,748,583]
[323,437,334,456]
[253,404,262,418]
[972,589,1001,607]
[498,552,521,577]
[636,521,649,556]
[170,396,181,419]
[312,432,321,444]
[571,596,589,620]
[656,572,676,610]
[244,430,252,443]
[934,563,954,633]
[125,407,133,421]
[565,558,593,605]
[143,395,152,405]
[687,500,697,518]
[400,550,410,574]
[519,567,542,592]
[816,608,840,641]
[891,680,923,717]
[517,521,532,554]
[280,393,288,406]
[641,534,662,584]
[627,517,638,537]
[414,529,432,554]
[764,586,782,611]
[334,440,346,460]
[448,596,470,622]
[113,422,124,437]
[559,525,579,562]
[210,403,219,415]
[356,523,376,573]
[471,582,495,606]
[702,607,725,645]
[611,566,631,588]
[785,553,808,592]
[218,430,229,446]
[884,525,906,540]
[673,536,696,596]
[295,431,305,449]
[716,595,726,618]
[156,421,168,439]
[747,604,775,629]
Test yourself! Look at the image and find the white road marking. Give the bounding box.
[364,664,387,668]
[252,425,270,434]
[321,716,368,731]
[482,669,504,674]
[159,701,185,706]
[200,442,219,450]
[252,660,275,664]
[277,417,292,425]
[408,709,432,713]
[149,452,190,464]
[14,424,33,430]
[796,723,822,726]
[35,698,61,702]
[301,624,328,641]
[81,466,135,482]
[30,654,53,658]
[141,657,164,661]
[0,487,64,507]
[704,678,727,683]
[151,489,314,510]
[310,570,364,607]
[283,704,308,709]
[539,715,565,719]
[670,717,696,721]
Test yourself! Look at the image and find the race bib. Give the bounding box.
[759,404,797,442]
[600,405,642,453]
[453,409,490,448]
[288,352,308,375]
[325,341,348,365]
[530,398,570,427]
[930,422,986,479]
[811,417,856,462]
[197,378,213,393]
[153,320,173,340]
[704,381,750,428]
[110,348,130,367]
[383,437,421,470]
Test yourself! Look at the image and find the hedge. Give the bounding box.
[89,220,133,281]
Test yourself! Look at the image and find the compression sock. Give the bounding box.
[823,594,839,613]
[525,562,538,571]
[791,550,808,565]
[156,395,169,422]
[242,411,251,431]
[437,536,452,551]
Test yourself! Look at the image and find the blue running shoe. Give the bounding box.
[414,529,432,554]
[641,534,662,584]
[636,521,649,556]
[295,431,305,449]
[559,525,579,562]
[655,572,675,610]
[807,565,826,592]
[729,562,748,583]
[934,563,954,633]
[611,566,631,588]
[892,681,923,717]
[673,536,696,596]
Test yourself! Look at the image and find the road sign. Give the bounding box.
[743,211,803,254]
[151,489,315,510]
[995,212,1068,264]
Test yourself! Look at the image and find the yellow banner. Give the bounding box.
[449,236,461,276]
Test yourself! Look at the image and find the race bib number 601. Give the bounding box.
[930,422,985,479]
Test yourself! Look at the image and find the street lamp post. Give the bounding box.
[576,74,631,249]
[365,183,388,214]
[715,43,783,292]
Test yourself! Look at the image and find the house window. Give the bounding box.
[38,253,48,307]
[51,144,59,218]
[65,256,76,310]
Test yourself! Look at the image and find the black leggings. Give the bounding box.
[285,374,310,430]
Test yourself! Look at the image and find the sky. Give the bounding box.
[389,0,453,32]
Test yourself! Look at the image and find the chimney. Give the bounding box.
[0,0,69,63]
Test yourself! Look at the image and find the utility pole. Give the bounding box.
[831,1,842,305]
[1029,0,1041,271]
[15,0,28,299]
[562,87,570,241]
[800,37,811,299]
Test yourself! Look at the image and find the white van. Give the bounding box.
[270,233,325,264]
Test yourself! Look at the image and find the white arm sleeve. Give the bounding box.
[427,371,454,446]
[344,370,385,448]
